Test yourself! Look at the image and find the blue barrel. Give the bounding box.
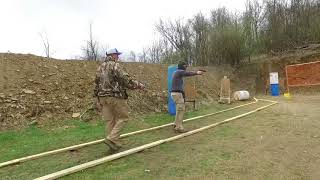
[270,84,280,96]
[168,65,177,115]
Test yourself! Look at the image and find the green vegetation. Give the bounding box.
[146,0,320,66]
[0,101,262,179]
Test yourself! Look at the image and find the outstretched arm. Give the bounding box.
[181,70,204,77]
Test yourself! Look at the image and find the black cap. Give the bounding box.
[178,61,188,70]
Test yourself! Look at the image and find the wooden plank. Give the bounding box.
[287,83,320,87]
[256,98,277,103]
[0,99,259,168]
[35,100,277,180]
[286,60,320,67]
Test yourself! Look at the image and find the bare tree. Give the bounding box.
[156,19,193,62]
[210,7,232,29]
[208,8,245,66]
[138,48,149,63]
[39,31,50,58]
[160,39,175,64]
[98,44,109,61]
[244,0,263,42]
[148,40,165,63]
[128,51,137,62]
[151,0,320,66]
[242,0,264,61]
[82,22,99,60]
[139,38,176,64]
[192,13,210,65]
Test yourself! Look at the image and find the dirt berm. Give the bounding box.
[1,47,319,130]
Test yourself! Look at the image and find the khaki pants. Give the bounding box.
[171,92,186,130]
[99,97,130,146]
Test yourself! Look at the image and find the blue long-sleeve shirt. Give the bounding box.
[171,70,198,93]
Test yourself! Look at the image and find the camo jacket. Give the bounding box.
[94,56,139,99]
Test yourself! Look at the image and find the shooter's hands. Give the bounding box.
[138,82,145,90]
[197,70,204,75]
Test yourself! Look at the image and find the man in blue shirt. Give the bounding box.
[171,61,204,133]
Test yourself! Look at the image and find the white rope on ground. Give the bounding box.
[0,99,259,168]
[34,100,277,180]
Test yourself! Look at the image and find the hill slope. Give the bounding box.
[1,46,320,130]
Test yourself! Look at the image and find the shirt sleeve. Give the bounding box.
[181,71,198,77]
[114,63,140,89]
[93,66,102,96]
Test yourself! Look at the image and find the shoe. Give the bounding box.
[107,148,117,154]
[174,129,189,133]
[105,139,121,152]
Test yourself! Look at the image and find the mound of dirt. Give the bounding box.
[0,53,234,130]
[3,46,318,131]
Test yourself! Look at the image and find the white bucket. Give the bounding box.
[234,91,250,101]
